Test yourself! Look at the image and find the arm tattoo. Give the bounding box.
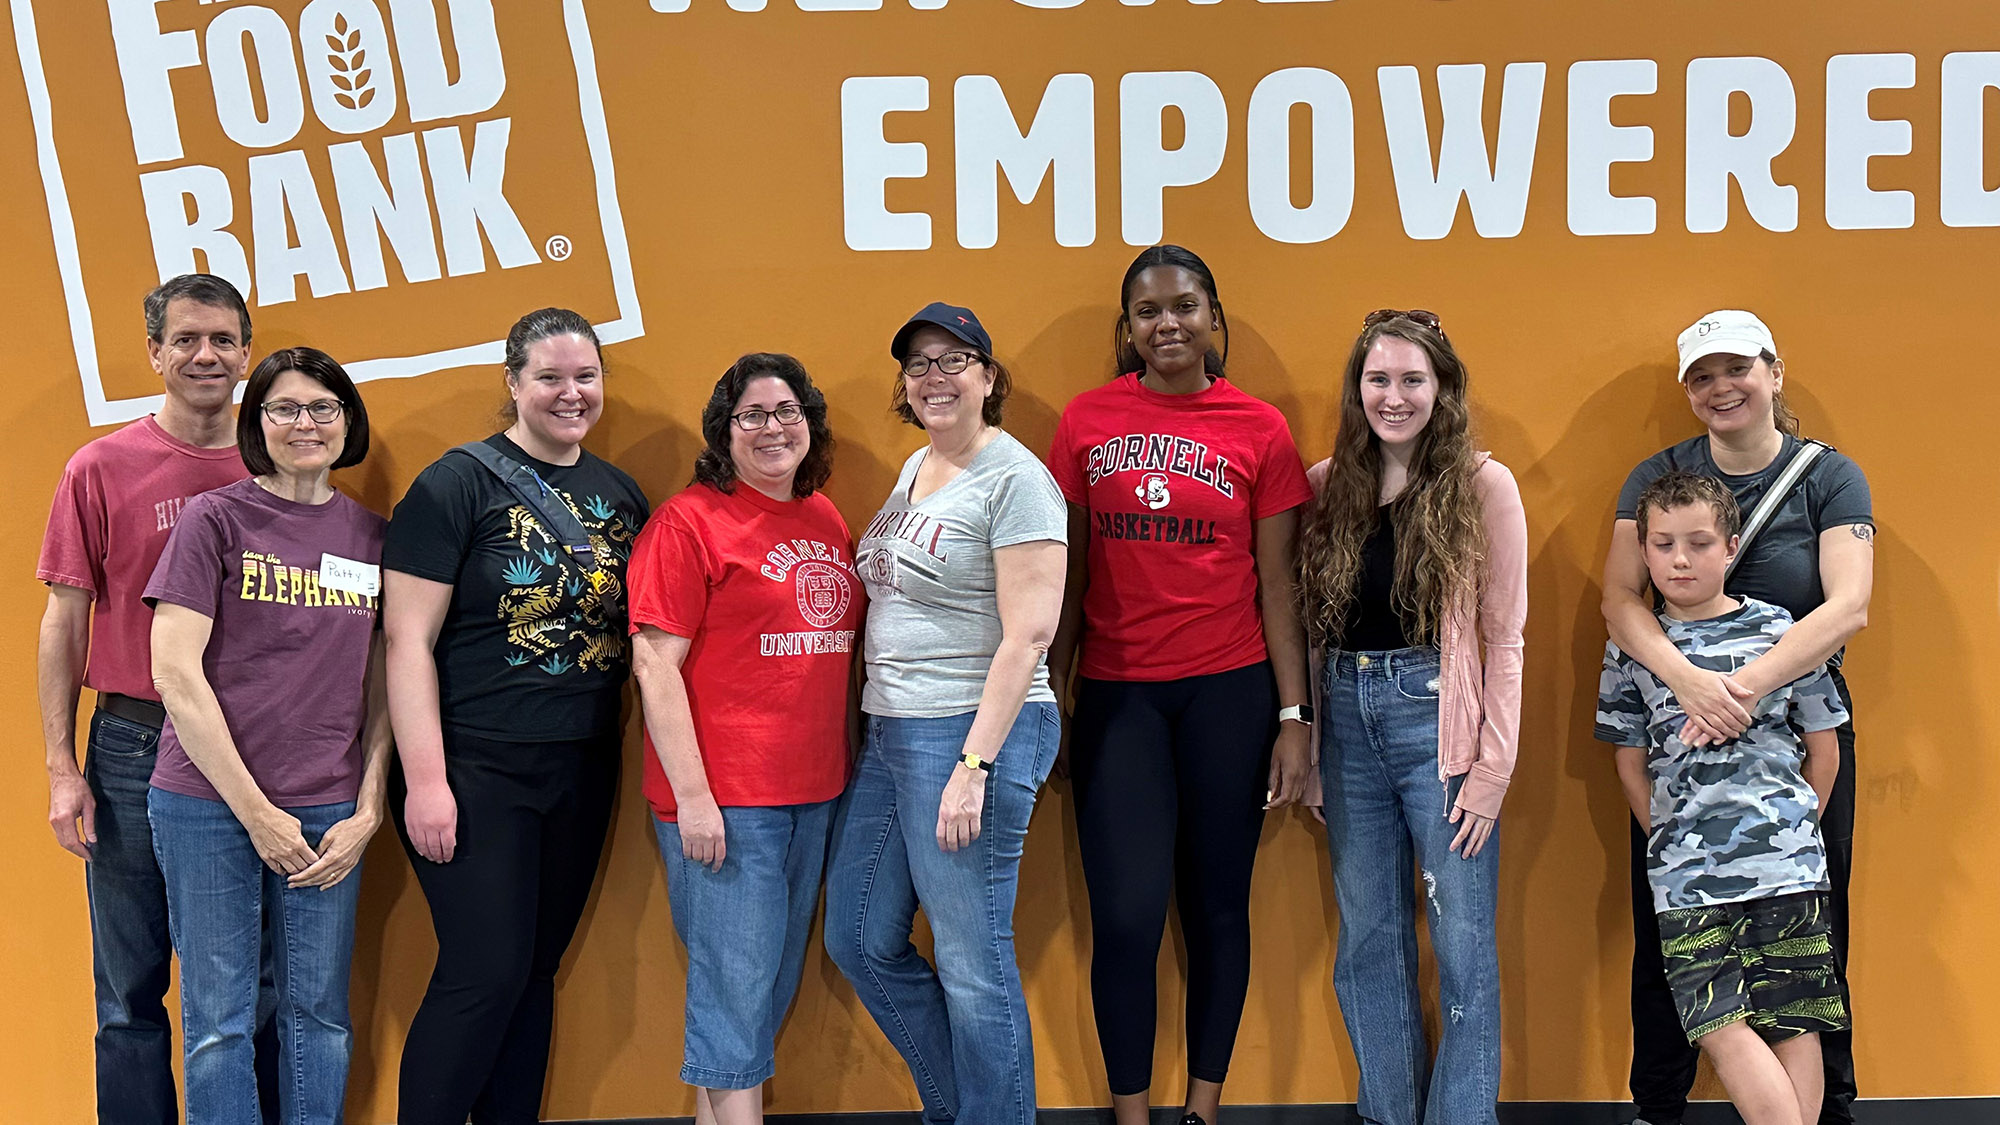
[1849,524,1875,543]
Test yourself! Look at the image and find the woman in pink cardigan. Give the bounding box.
[1296,310,1527,1125]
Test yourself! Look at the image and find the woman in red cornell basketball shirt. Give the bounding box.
[627,353,861,1125]
[1047,244,1316,1125]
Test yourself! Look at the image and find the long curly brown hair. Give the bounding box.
[1297,314,1486,649]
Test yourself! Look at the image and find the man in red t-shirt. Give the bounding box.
[36,274,255,1124]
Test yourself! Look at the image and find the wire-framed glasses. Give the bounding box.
[262,399,345,425]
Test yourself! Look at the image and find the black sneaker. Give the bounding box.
[1180,1114,1208,1125]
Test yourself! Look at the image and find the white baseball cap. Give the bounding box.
[1676,310,1776,382]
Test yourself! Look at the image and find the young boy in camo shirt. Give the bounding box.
[1596,472,1849,1125]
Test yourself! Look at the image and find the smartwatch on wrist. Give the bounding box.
[1278,704,1314,726]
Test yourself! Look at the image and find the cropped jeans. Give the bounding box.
[654,800,834,1089]
[1321,647,1501,1125]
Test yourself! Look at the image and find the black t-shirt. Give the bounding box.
[383,434,649,742]
[1616,433,1872,623]
[1333,506,1419,652]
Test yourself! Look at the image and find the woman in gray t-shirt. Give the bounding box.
[1600,309,1874,1124]
[825,303,1067,1125]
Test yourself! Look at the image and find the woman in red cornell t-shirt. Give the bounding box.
[627,354,862,1125]
[1047,245,1316,1125]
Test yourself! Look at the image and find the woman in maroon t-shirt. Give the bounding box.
[1047,244,1316,1125]
[146,347,387,1125]
[627,353,859,1125]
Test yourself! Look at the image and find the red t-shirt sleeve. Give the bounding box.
[626,500,711,639]
[38,453,106,596]
[1047,402,1086,505]
[1252,417,1316,519]
[142,497,228,618]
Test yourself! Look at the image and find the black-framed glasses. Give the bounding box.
[1363,308,1443,334]
[730,402,806,430]
[261,399,344,425]
[901,350,980,379]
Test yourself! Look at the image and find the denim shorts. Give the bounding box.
[653,800,835,1089]
[1659,890,1848,1044]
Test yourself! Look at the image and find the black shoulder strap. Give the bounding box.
[451,441,599,571]
[1725,439,1830,581]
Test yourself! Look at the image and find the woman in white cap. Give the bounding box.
[824,302,1067,1125]
[1600,310,1873,1125]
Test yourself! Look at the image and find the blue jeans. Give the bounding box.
[1320,648,1501,1125]
[824,704,1059,1125]
[149,788,363,1125]
[84,710,178,1124]
[653,800,834,1089]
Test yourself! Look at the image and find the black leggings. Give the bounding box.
[1628,670,1858,1125]
[1070,661,1277,1097]
[391,729,619,1125]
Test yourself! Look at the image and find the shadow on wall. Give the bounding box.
[1477,359,1694,1091]
[1782,377,1985,1090]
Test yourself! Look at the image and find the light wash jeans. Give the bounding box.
[150,788,362,1125]
[824,704,1059,1125]
[654,800,834,1089]
[1321,648,1501,1125]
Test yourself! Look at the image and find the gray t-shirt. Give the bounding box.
[1616,434,1872,625]
[858,431,1068,718]
[1595,598,1849,913]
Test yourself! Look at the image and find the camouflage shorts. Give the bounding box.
[1658,891,1849,1045]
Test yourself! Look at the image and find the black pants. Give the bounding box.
[1628,672,1857,1124]
[1070,662,1277,1097]
[392,729,620,1125]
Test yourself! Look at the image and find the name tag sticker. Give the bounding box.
[320,554,380,597]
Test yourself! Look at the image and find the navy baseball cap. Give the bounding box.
[890,302,992,360]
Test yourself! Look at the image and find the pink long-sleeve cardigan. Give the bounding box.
[1303,453,1528,821]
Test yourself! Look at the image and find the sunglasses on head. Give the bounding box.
[1363,308,1444,334]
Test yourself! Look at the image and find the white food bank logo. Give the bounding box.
[14,0,641,426]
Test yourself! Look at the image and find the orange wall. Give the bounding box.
[3,1,1998,1120]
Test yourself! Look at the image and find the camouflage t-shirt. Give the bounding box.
[1595,597,1849,913]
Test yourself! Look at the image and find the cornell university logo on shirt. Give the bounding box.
[794,561,853,630]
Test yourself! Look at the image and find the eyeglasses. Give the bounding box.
[261,399,345,425]
[901,350,981,379]
[1363,309,1444,334]
[730,402,806,430]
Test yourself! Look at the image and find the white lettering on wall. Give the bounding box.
[1825,53,1915,232]
[1120,70,1229,246]
[1685,56,1798,233]
[109,0,201,165]
[1378,62,1547,240]
[424,119,540,275]
[1245,67,1355,244]
[139,165,251,294]
[1940,52,2000,228]
[954,73,1095,249]
[329,133,443,290]
[1566,59,1656,236]
[206,7,306,150]
[249,149,350,304]
[387,0,505,123]
[841,75,931,251]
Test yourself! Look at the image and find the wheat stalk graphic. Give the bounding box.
[326,14,375,111]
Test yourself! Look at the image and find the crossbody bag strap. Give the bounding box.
[1725,439,1829,582]
[451,441,600,572]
